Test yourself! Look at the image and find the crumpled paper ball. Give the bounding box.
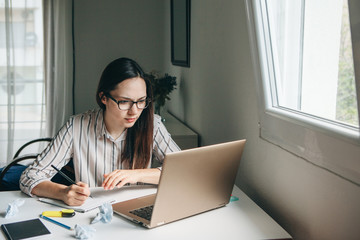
[74,224,96,239]
[5,199,25,218]
[91,202,113,224]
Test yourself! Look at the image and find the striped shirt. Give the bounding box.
[20,109,181,196]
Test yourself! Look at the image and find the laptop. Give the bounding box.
[112,139,246,228]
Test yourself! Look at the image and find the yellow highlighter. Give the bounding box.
[42,209,75,218]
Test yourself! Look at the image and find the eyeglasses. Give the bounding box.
[106,94,151,110]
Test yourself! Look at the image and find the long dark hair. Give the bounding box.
[96,57,154,169]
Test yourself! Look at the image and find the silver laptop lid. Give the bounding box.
[149,139,246,228]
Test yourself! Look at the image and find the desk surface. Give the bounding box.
[0,186,291,240]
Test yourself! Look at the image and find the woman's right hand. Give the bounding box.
[32,180,91,206]
[61,182,91,206]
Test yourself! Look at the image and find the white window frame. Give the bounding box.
[245,0,360,185]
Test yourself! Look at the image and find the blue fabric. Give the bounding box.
[0,164,27,191]
[0,160,75,191]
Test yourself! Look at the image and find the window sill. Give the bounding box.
[260,108,360,186]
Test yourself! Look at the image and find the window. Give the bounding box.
[0,1,45,165]
[246,0,360,185]
[264,0,358,126]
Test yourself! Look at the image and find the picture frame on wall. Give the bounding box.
[171,0,190,67]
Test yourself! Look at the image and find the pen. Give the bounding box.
[51,164,93,198]
[51,165,76,185]
[40,214,73,230]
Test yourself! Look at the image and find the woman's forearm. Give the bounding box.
[137,168,162,184]
[31,181,68,201]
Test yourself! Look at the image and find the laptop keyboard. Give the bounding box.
[130,205,154,221]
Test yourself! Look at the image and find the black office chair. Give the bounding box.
[0,138,74,191]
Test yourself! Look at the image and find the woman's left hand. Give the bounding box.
[102,168,161,190]
[102,169,140,190]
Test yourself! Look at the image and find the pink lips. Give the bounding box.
[125,118,136,123]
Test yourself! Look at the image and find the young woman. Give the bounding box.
[20,57,180,206]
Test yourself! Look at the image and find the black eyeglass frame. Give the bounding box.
[105,94,151,111]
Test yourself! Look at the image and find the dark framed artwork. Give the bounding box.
[171,0,190,67]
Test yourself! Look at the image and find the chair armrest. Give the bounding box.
[13,138,52,159]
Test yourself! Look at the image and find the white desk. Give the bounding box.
[0,186,291,240]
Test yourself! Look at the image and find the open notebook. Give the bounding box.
[38,185,157,212]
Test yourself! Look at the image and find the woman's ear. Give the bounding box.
[99,92,107,105]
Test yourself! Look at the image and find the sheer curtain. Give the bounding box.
[43,0,73,137]
[0,0,73,167]
[0,0,45,167]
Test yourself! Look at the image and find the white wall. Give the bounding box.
[73,0,360,239]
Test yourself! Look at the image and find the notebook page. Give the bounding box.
[38,185,157,212]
